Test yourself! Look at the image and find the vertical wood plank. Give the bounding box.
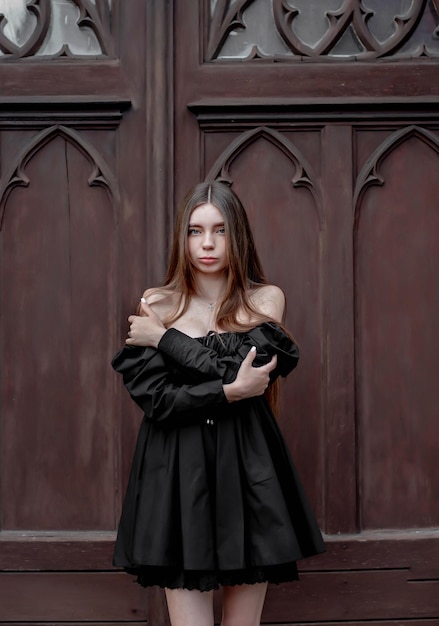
[145,0,175,286]
[321,125,357,534]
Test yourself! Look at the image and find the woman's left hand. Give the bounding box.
[126,299,166,348]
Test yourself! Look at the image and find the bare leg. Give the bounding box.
[221,582,268,626]
[165,587,214,626]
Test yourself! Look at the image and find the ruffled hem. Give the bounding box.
[126,562,299,592]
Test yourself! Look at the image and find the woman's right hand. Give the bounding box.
[223,347,277,402]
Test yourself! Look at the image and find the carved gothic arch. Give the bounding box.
[353,125,439,231]
[204,126,323,226]
[0,124,118,230]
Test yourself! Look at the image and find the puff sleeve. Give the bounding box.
[157,322,299,384]
[111,345,228,425]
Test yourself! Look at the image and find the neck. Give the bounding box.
[194,273,228,304]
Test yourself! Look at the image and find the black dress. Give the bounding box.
[111,322,325,591]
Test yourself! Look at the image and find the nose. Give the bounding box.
[202,232,214,249]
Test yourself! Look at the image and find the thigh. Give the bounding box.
[221,582,268,626]
[165,587,214,626]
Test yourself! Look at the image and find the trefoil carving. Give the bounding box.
[0,0,112,59]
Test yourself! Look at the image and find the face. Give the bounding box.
[187,203,228,275]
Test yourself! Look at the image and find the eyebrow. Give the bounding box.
[188,222,225,228]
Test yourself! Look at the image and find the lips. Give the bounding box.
[199,257,218,264]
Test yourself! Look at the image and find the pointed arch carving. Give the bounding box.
[353,125,439,228]
[204,126,323,226]
[0,125,118,230]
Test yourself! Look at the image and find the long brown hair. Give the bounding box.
[153,181,286,413]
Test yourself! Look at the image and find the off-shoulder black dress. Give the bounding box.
[112,322,325,591]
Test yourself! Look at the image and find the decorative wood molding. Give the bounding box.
[70,0,113,57]
[0,96,130,126]
[204,126,323,226]
[208,0,438,61]
[189,97,439,125]
[273,0,427,60]
[0,124,119,230]
[207,0,254,61]
[353,124,439,222]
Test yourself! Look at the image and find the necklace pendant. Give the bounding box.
[208,302,214,310]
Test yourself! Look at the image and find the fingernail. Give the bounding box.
[250,346,256,352]
[140,297,147,304]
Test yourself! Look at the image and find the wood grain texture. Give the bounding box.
[0,1,439,624]
[0,133,117,531]
[263,571,439,622]
[0,573,146,621]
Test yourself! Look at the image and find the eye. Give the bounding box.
[216,227,226,235]
[188,228,201,235]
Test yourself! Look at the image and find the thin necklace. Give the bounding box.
[196,295,219,310]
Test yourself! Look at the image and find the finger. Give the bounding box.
[139,298,150,316]
[242,346,257,367]
[266,354,277,371]
[140,298,152,314]
[140,298,159,320]
[128,315,138,323]
[259,354,277,372]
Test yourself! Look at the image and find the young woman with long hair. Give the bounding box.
[112,181,325,626]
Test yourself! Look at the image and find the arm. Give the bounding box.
[123,287,297,390]
[112,345,228,426]
[112,344,276,425]
[157,284,297,382]
[157,323,298,384]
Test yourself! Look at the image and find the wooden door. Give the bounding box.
[171,1,439,624]
[0,1,171,623]
[1,2,439,625]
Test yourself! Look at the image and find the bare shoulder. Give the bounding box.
[141,286,173,304]
[250,284,286,323]
[139,287,179,320]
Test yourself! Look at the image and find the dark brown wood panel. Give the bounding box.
[262,572,439,623]
[0,573,146,621]
[261,622,439,626]
[0,131,117,530]
[0,532,114,570]
[355,128,439,530]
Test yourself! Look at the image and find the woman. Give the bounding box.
[112,181,325,626]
